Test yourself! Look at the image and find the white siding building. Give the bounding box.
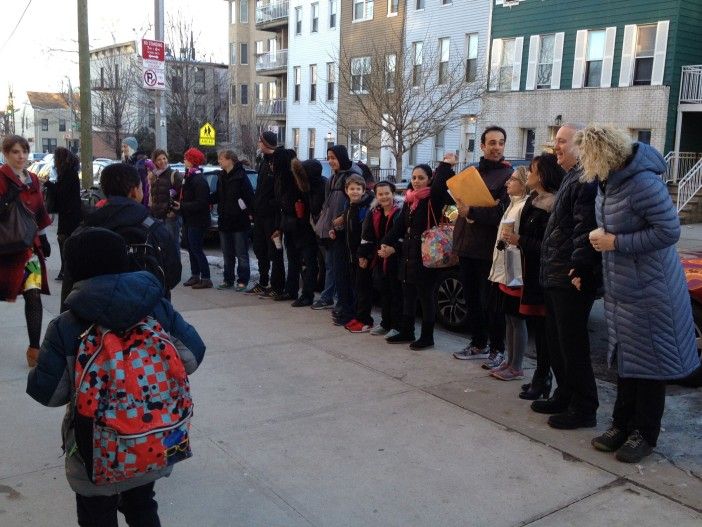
[286,0,340,160]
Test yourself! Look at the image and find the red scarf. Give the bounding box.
[404,187,431,211]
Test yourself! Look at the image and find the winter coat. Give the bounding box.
[27,271,206,496]
[342,191,374,264]
[452,158,512,261]
[55,163,82,235]
[179,170,211,228]
[277,162,323,248]
[149,166,182,220]
[431,161,456,206]
[358,199,402,276]
[488,195,528,284]
[0,164,52,301]
[253,155,277,219]
[127,154,150,207]
[212,162,254,232]
[516,192,555,315]
[596,142,698,379]
[539,164,601,292]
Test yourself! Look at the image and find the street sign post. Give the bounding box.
[199,122,216,147]
[142,39,165,90]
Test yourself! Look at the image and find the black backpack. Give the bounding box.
[114,217,167,289]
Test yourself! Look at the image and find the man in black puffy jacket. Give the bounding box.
[535,123,601,430]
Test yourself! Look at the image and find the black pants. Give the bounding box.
[285,237,318,300]
[460,256,505,352]
[333,239,354,320]
[353,263,374,326]
[527,316,550,383]
[612,376,666,446]
[378,269,402,331]
[76,482,160,527]
[252,216,284,291]
[544,287,598,415]
[402,275,437,338]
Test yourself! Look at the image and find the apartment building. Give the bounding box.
[24,92,80,154]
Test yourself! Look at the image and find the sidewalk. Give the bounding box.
[0,225,700,526]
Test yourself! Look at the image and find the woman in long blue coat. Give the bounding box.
[576,126,698,464]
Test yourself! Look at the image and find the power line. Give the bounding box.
[0,0,33,54]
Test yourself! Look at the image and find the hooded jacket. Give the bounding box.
[27,271,206,496]
[358,197,402,275]
[596,142,698,379]
[179,169,211,228]
[342,190,374,263]
[149,166,182,220]
[212,162,254,232]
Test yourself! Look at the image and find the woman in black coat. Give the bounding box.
[380,164,445,350]
[53,147,82,280]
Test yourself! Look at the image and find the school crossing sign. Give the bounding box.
[199,122,216,147]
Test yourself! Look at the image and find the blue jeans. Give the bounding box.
[164,214,183,252]
[186,226,210,279]
[219,230,250,285]
[319,245,336,304]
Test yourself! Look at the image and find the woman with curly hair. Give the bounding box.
[578,125,698,463]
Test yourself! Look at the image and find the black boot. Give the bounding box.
[387,315,415,344]
[519,372,552,400]
[410,321,434,350]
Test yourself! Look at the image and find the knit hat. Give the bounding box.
[260,131,278,152]
[183,147,206,167]
[64,228,130,283]
[122,137,138,152]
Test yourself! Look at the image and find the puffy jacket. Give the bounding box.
[342,191,374,263]
[179,170,211,228]
[597,142,698,379]
[313,164,362,241]
[27,271,206,496]
[358,199,402,276]
[452,158,512,260]
[213,162,254,232]
[539,164,601,291]
[149,166,182,220]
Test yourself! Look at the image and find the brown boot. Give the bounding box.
[191,278,213,289]
[26,346,39,368]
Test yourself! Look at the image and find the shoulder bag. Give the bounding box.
[0,178,38,255]
[421,201,458,268]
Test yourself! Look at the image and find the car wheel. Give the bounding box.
[435,269,468,332]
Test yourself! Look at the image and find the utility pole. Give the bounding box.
[77,0,93,189]
[154,0,167,151]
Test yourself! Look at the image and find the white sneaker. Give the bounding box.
[384,329,400,339]
[370,325,388,336]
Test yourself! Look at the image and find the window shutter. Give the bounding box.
[489,38,503,91]
[651,20,669,86]
[551,32,564,89]
[572,30,587,89]
[618,24,637,87]
[525,35,539,90]
[600,27,616,88]
[511,36,524,91]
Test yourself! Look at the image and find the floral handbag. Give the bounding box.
[421,201,458,268]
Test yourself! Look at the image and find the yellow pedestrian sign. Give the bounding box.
[199,122,216,146]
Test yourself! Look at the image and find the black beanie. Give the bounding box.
[65,228,130,282]
[260,131,278,150]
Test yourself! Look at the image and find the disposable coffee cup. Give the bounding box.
[501,219,515,236]
[272,234,283,250]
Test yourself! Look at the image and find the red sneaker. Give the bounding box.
[348,323,371,334]
[344,319,362,332]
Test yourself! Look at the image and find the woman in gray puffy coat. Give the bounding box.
[577,125,698,464]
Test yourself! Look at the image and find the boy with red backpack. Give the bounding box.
[27,227,205,526]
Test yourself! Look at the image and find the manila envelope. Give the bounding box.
[446,166,497,207]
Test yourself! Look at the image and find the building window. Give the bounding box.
[255,40,264,55]
[308,128,316,159]
[353,0,373,21]
[412,41,423,87]
[268,81,277,100]
[388,0,398,15]
[239,43,248,65]
[329,0,337,28]
[439,37,450,84]
[311,3,319,33]
[523,128,536,159]
[230,84,236,105]
[585,30,605,87]
[229,0,236,24]
[536,34,555,89]
[194,68,206,93]
[434,129,445,162]
[42,138,57,153]
[241,84,249,105]
[41,118,48,131]
[349,129,368,163]
[416,0,425,10]
[114,65,119,87]
[633,25,656,85]
[295,7,302,35]
[100,67,105,88]
[292,128,300,150]
[294,66,301,102]
[385,53,396,91]
[465,33,478,82]
[442,0,452,4]
[409,143,418,166]
[240,0,248,23]
[499,38,515,91]
[351,57,371,93]
[230,42,236,64]
[327,62,335,100]
[310,64,317,102]
[635,129,652,144]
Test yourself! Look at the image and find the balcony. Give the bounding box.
[255,49,288,75]
[680,65,702,104]
[255,98,286,119]
[255,1,288,30]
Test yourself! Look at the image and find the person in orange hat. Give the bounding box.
[175,148,212,289]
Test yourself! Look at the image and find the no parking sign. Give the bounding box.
[142,39,165,90]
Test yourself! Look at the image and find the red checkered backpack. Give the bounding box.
[73,316,193,486]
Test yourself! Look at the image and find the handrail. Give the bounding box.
[255,98,286,117]
[677,158,702,213]
[255,49,288,72]
[680,65,702,104]
[255,1,289,25]
[664,151,702,183]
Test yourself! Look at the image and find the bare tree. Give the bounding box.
[324,29,486,178]
[229,101,275,166]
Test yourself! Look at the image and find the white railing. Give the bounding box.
[664,151,702,183]
[677,158,702,212]
[255,1,289,25]
[255,49,288,72]
[255,98,286,117]
[680,65,702,104]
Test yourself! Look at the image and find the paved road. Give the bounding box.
[0,225,700,526]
